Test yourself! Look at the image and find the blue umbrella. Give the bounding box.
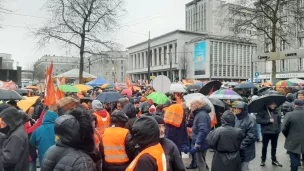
[96,92,123,103]
[86,77,108,86]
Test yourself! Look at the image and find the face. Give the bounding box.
[0,119,7,128]
[190,102,198,111]
[232,108,242,115]
[117,103,122,110]
[159,124,165,138]
[298,94,304,101]
[268,103,277,110]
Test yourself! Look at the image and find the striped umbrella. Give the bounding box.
[275,80,297,87]
[209,89,242,100]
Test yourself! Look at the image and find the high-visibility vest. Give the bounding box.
[102,127,129,164]
[94,112,110,135]
[94,129,102,150]
[126,143,166,171]
[164,105,184,127]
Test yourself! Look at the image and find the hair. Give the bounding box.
[193,99,206,109]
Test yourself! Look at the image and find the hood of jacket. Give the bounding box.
[193,105,211,117]
[0,107,24,134]
[235,107,249,120]
[43,111,58,124]
[123,103,136,118]
[221,110,235,126]
[131,116,160,148]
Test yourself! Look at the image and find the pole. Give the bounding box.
[169,52,172,82]
[147,31,151,84]
[88,58,91,74]
[251,52,254,95]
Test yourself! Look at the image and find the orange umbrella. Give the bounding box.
[25,86,38,90]
[17,96,40,112]
[132,86,141,91]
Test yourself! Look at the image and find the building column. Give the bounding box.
[167,44,171,65]
[144,51,147,68]
[161,46,164,66]
[152,49,155,67]
[178,69,182,81]
[156,48,159,66]
[132,55,135,69]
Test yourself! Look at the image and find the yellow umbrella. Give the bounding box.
[74,84,90,92]
[101,84,109,89]
[17,96,40,112]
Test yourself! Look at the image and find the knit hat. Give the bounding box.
[92,100,103,110]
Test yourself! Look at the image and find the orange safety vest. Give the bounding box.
[94,129,102,150]
[94,112,110,135]
[126,143,166,171]
[163,104,184,127]
[102,127,129,164]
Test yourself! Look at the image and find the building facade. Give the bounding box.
[84,51,128,83]
[0,53,14,70]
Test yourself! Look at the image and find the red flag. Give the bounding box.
[60,77,65,85]
[44,62,56,106]
[126,75,131,88]
[55,89,64,100]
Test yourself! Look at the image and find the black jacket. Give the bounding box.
[160,138,186,171]
[207,111,244,171]
[99,132,137,171]
[256,107,281,134]
[282,107,304,154]
[235,109,257,162]
[0,107,29,171]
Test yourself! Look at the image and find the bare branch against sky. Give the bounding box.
[221,0,304,82]
[34,0,125,83]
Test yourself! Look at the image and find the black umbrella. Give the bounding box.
[80,97,94,104]
[96,92,123,103]
[248,94,286,113]
[200,81,222,95]
[0,89,24,100]
[187,84,201,91]
[208,97,225,108]
[257,87,272,96]
[234,83,256,89]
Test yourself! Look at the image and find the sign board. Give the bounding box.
[253,49,304,62]
[258,72,304,79]
[152,75,171,93]
[255,72,259,77]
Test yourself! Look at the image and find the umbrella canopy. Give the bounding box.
[96,92,123,103]
[54,68,96,79]
[276,80,297,87]
[227,82,238,86]
[74,84,91,92]
[15,89,32,95]
[59,85,80,93]
[169,83,186,93]
[200,81,222,95]
[287,78,304,84]
[0,89,24,100]
[209,89,242,100]
[208,97,225,108]
[257,87,272,96]
[183,93,205,102]
[86,77,108,86]
[17,96,40,112]
[194,82,204,87]
[121,89,132,97]
[101,84,114,89]
[146,92,169,104]
[234,83,256,89]
[187,84,202,91]
[248,94,286,113]
[25,85,38,90]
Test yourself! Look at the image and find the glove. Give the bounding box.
[181,146,191,154]
[189,147,196,154]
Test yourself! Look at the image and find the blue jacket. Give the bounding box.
[165,113,189,152]
[30,111,58,165]
[192,106,211,151]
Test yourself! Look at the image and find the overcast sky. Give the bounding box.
[0,0,192,69]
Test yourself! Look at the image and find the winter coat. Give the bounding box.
[41,112,98,171]
[30,111,58,165]
[165,111,189,152]
[282,107,304,154]
[207,111,244,171]
[99,132,137,171]
[0,107,29,171]
[191,106,211,151]
[235,109,257,162]
[123,104,138,132]
[256,107,281,134]
[282,101,293,115]
[160,138,186,171]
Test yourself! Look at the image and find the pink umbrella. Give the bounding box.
[121,89,132,97]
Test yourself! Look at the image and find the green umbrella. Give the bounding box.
[59,85,81,93]
[146,92,169,104]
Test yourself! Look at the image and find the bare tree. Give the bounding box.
[35,0,124,83]
[222,0,304,82]
[33,65,46,82]
[179,53,188,80]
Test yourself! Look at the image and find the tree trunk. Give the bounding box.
[271,22,277,83]
[79,35,85,84]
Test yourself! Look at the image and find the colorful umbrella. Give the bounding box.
[101,84,114,89]
[287,78,304,84]
[17,96,40,112]
[59,85,80,93]
[121,89,132,97]
[169,83,186,93]
[74,84,91,92]
[146,92,169,104]
[209,89,242,100]
[275,80,296,87]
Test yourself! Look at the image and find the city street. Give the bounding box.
[183,134,304,171]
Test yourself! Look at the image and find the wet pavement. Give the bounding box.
[182,133,304,171]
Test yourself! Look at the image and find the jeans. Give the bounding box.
[241,162,250,171]
[190,152,197,167]
[261,133,279,161]
[289,152,301,171]
[195,150,209,171]
[256,124,261,141]
[29,161,37,171]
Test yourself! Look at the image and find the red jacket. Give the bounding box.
[24,110,46,134]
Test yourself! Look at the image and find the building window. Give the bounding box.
[121,72,124,77]
[121,60,123,64]
[121,66,123,70]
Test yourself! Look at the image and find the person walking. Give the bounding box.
[190,99,211,171]
[100,110,136,171]
[232,101,257,171]
[282,99,304,171]
[92,100,110,134]
[0,107,29,171]
[154,115,186,171]
[207,110,245,171]
[30,110,58,166]
[41,109,100,171]
[126,116,167,171]
[256,102,283,167]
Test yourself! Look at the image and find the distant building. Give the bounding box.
[84,51,128,83]
[0,53,14,70]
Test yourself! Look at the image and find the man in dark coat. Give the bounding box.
[0,107,29,171]
[282,99,304,171]
[190,99,211,171]
[256,102,283,167]
[232,101,257,171]
[207,110,245,171]
[123,104,137,132]
[154,115,186,171]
